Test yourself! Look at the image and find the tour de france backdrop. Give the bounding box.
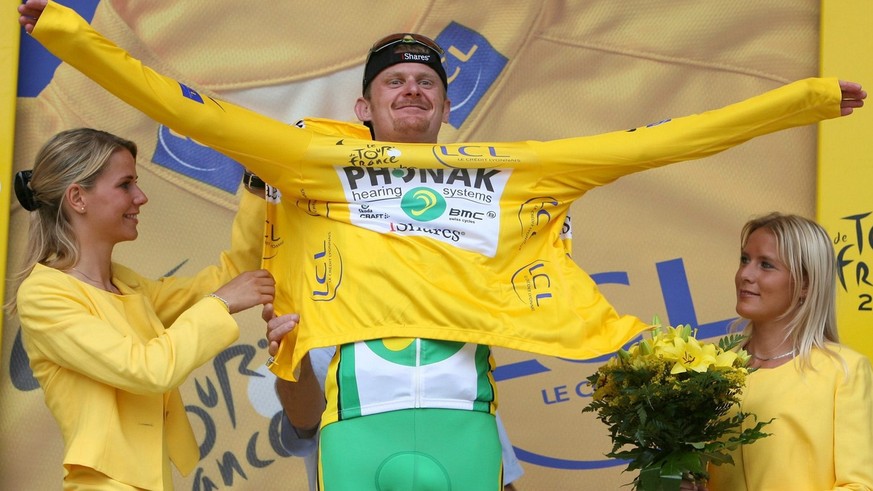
[2,0,870,489]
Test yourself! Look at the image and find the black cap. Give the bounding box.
[362,33,447,94]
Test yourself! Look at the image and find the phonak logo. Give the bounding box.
[336,164,512,256]
[401,187,446,221]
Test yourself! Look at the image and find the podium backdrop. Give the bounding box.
[2,1,870,489]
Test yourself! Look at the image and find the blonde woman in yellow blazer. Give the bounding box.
[8,128,275,490]
[697,214,873,491]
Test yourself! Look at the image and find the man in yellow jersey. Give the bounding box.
[260,33,525,490]
[18,1,866,490]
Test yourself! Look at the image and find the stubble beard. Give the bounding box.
[391,114,433,141]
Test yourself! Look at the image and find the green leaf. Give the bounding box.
[669,452,704,474]
[639,465,681,491]
[718,333,748,351]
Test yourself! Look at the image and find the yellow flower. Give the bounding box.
[638,338,654,355]
[714,349,739,368]
[582,320,769,489]
[649,329,713,374]
[735,348,752,367]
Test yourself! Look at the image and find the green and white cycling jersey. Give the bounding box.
[324,339,496,424]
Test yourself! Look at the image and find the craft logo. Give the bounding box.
[358,203,390,220]
[831,212,873,311]
[400,187,446,221]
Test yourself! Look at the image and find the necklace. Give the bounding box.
[70,267,117,293]
[749,350,795,362]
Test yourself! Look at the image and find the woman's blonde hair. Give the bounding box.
[736,212,842,370]
[5,128,137,313]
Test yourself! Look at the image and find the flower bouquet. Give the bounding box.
[583,323,770,490]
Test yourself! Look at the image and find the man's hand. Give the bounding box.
[263,303,301,357]
[839,80,867,116]
[18,0,48,34]
[262,304,323,431]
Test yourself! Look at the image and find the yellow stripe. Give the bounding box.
[0,0,23,342]
[818,0,873,360]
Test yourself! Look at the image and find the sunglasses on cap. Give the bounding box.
[367,33,444,60]
[362,32,448,94]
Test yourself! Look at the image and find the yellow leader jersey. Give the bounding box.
[33,2,844,381]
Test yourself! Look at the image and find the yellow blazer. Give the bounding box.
[708,345,873,490]
[16,192,263,490]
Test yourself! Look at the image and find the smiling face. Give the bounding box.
[75,148,148,246]
[735,227,796,330]
[354,62,450,143]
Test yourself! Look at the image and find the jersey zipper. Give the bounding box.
[414,337,422,407]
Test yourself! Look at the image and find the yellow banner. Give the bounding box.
[0,0,20,342]
[1,1,837,489]
[818,0,873,361]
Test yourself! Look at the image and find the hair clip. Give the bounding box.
[14,170,40,211]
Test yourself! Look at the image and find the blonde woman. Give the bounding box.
[708,213,873,490]
[9,128,274,490]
